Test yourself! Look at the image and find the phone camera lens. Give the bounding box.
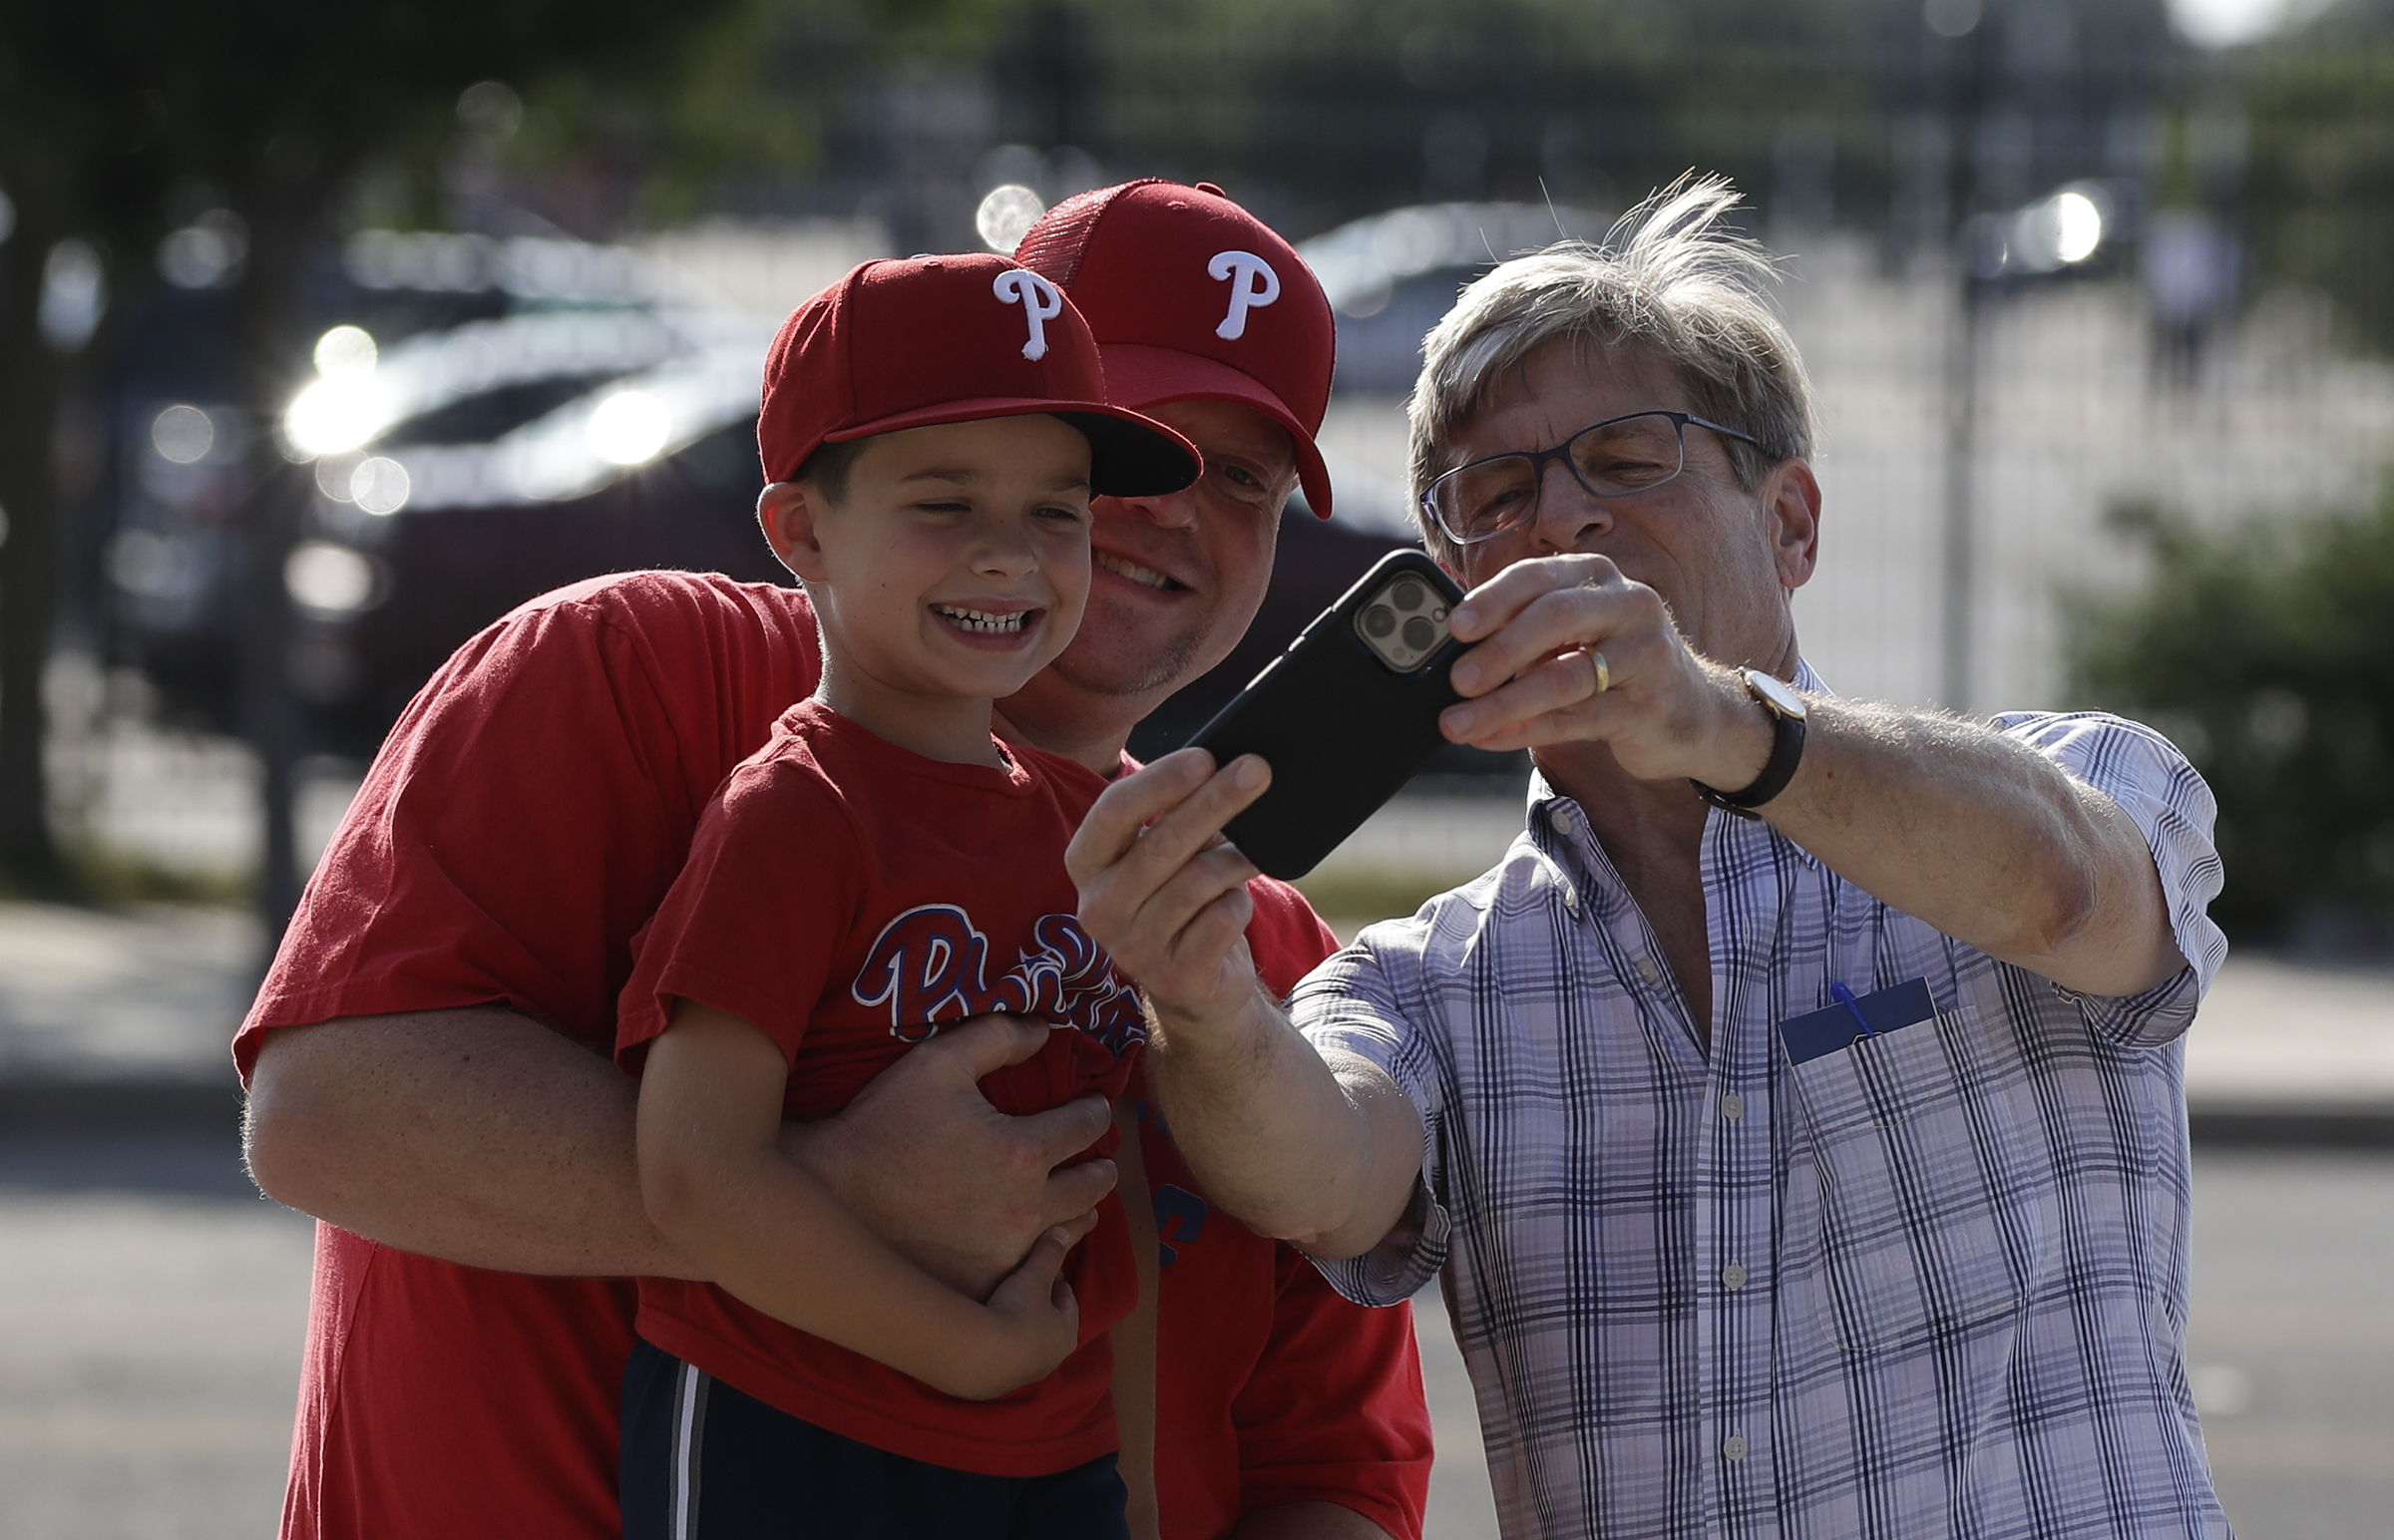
[1393,580,1424,611]
[1402,616,1436,651]
[1363,605,1397,638]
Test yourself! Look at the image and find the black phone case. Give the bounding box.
[1186,549,1468,880]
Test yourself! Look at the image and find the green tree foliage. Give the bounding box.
[947,0,2181,238]
[2241,14,2394,355]
[354,0,990,233]
[1011,0,1907,232]
[2071,494,2394,941]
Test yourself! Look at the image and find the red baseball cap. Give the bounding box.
[757,252,1199,498]
[1015,180,1338,519]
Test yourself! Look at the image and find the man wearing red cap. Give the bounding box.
[240,182,1430,1540]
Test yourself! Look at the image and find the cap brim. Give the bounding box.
[1100,344,1336,520]
[823,397,1199,499]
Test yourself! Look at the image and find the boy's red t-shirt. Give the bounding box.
[616,700,1143,1476]
[235,572,1432,1540]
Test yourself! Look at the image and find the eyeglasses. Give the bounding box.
[1419,411,1763,548]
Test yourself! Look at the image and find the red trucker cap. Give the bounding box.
[757,252,1199,497]
[1015,180,1338,519]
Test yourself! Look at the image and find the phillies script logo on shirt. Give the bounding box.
[852,905,1146,1052]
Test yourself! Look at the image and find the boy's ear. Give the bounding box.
[758,482,830,583]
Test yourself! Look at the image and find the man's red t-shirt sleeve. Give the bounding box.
[1237,1245,1433,1537]
[241,573,824,1540]
[235,574,821,1078]
[1224,875,1432,1540]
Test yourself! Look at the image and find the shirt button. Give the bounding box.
[1561,886,1581,914]
[1720,1093,1746,1121]
[1723,1432,1749,1462]
[1635,957,1661,985]
[1722,1262,1749,1291]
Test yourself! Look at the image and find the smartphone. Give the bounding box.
[1185,549,1468,880]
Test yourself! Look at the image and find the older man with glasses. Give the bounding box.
[1076,177,2231,1537]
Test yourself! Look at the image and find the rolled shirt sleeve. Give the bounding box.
[1995,709,2226,1045]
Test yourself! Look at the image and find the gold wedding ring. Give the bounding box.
[1591,650,1611,695]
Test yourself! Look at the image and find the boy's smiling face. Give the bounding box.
[760,414,1094,764]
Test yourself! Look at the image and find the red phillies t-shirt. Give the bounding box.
[236,571,1429,1540]
[616,700,1142,1476]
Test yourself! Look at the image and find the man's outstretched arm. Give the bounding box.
[245,1008,1113,1292]
[1068,751,1423,1258]
[1435,553,2190,999]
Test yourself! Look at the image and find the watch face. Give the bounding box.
[1746,668,1807,720]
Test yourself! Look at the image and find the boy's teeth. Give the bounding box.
[1096,552,1172,589]
[933,604,1028,632]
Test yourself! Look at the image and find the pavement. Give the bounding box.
[0,1130,310,1540]
[3,1131,2386,1540]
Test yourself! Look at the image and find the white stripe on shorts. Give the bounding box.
[668,1358,708,1540]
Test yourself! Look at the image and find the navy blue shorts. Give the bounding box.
[621,1340,1130,1540]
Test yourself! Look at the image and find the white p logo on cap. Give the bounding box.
[994,268,1065,361]
[1208,250,1281,341]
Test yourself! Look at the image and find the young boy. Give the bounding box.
[612,253,1200,1539]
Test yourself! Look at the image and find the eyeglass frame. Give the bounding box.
[1419,410,1765,548]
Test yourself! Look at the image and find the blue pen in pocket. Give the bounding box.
[1779,977,1938,1065]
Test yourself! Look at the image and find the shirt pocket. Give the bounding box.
[1787,1004,2045,1355]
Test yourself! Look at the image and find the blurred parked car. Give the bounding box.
[105,230,789,757]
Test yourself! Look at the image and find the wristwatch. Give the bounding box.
[1690,667,1807,816]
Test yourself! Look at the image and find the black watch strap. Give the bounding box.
[1690,669,1806,816]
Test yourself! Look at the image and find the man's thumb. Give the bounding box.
[932,1011,1056,1077]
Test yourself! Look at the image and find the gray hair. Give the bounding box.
[1406,175,1817,562]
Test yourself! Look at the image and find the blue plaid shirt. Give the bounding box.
[1299,691,2231,1539]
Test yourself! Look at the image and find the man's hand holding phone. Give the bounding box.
[1067,747,1274,1033]
[1069,744,1427,1259]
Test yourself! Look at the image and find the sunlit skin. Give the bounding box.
[1435,334,1820,800]
[759,414,1096,767]
[995,398,1300,774]
[1440,338,1812,680]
